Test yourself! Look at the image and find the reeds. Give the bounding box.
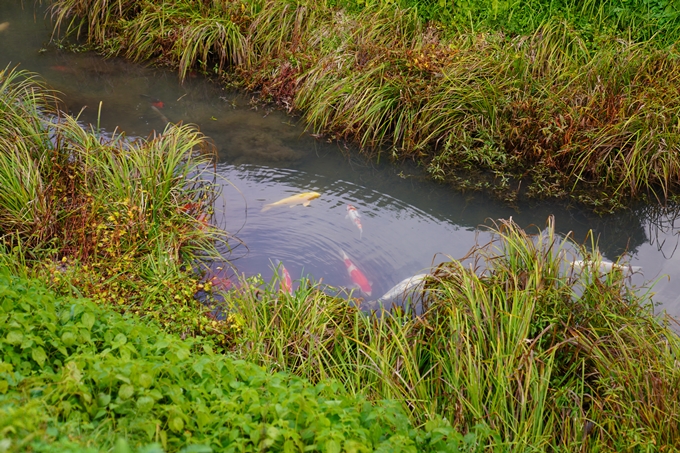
[223,217,680,450]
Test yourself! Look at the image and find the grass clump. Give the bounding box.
[0,65,231,344]
[0,269,479,452]
[49,0,680,211]
[221,217,680,451]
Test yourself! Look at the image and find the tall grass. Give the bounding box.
[49,0,680,210]
[0,66,231,343]
[0,67,58,245]
[223,217,680,450]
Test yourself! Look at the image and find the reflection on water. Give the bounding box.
[212,163,485,301]
[2,0,680,317]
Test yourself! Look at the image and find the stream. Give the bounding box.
[2,1,680,317]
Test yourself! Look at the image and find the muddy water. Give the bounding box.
[2,1,680,317]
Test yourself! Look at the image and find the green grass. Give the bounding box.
[0,269,481,452]
[0,66,231,344]
[221,217,680,451]
[48,0,680,211]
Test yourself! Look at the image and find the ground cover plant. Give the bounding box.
[49,0,680,211]
[222,217,680,451]
[0,65,230,343]
[0,269,479,452]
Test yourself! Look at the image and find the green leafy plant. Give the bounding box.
[0,270,472,452]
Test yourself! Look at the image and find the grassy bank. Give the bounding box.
[223,217,680,451]
[0,65,230,342]
[49,0,680,211]
[0,270,475,452]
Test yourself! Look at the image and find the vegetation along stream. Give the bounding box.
[3,0,680,315]
[2,0,680,450]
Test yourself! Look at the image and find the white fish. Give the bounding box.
[376,274,429,303]
[261,191,320,212]
[346,204,362,239]
[571,260,642,274]
[0,22,9,33]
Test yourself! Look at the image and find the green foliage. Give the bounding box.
[0,270,472,452]
[49,0,680,210]
[330,0,680,45]
[224,217,680,451]
[0,65,234,345]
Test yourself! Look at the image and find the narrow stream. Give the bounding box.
[2,1,680,316]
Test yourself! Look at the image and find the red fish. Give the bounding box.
[196,212,210,231]
[152,100,164,109]
[50,65,71,73]
[340,249,372,296]
[209,275,232,291]
[276,260,293,294]
[180,202,198,213]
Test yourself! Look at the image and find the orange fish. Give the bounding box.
[340,249,372,296]
[180,202,199,213]
[275,260,293,295]
[209,275,232,291]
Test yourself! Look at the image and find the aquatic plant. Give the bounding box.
[223,217,680,450]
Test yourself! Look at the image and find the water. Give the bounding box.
[2,1,680,316]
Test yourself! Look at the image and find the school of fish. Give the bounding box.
[261,191,431,301]
[251,191,647,309]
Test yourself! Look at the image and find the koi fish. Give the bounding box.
[571,260,641,274]
[141,94,164,108]
[0,22,9,33]
[376,274,428,303]
[196,212,209,230]
[180,202,199,213]
[261,191,320,212]
[179,202,209,230]
[151,105,170,124]
[340,249,372,296]
[275,259,293,294]
[346,204,363,239]
[209,275,232,291]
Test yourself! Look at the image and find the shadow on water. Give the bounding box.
[2,0,680,318]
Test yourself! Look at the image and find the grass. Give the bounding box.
[220,217,680,450]
[0,65,232,343]
[2,64,680,450]
[48,0,680,211]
